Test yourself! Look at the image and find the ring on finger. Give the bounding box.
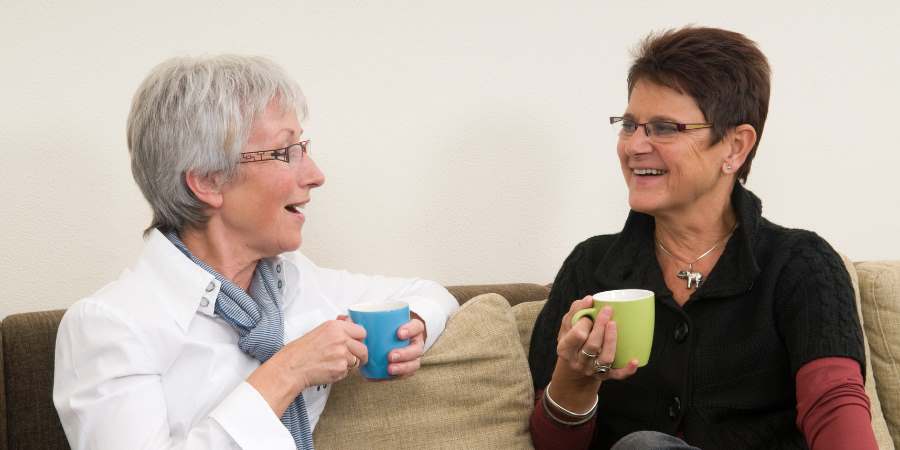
[592,358,612,375]
[349,356,360,369]
[580,348,598,359]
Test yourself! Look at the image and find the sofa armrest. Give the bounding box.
[1,318,7,450]
[1,310,69,450]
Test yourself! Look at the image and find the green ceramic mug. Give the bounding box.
[571,289,655,369]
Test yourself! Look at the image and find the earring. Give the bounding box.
[724,163,733,172]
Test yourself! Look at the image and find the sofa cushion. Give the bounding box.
[855,261,900,447]
[511,299,546,356]
[1,310,70,450]
[841,257,895,449]
[314,293,534,449]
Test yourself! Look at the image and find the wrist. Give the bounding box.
[543,381,598,426]
[270,351,310,393]
[247,353,307,416]
[410,311,427,342]
[549,364,602,412]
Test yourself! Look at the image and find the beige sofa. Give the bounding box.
[1,263,898,449]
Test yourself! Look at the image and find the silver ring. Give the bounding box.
[592,359,612,375]
[580,349,597,359]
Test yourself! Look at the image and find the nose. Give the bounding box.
[299,155,326,189]
[623,125,654,156]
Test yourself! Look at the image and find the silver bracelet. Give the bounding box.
[542,390,596,426]
[542,381,598,426]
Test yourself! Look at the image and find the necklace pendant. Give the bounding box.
[677,270,703,289]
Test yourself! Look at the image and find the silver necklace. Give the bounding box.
[656,223,737,289]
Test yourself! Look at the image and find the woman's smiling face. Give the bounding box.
[617,80,734,218]
[218,100,325,258]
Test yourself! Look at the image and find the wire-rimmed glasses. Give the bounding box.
[610,116,712,142]
[239,140,311,165]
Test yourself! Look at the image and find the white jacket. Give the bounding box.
[54,229,458,450]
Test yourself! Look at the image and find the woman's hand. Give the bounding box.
[548,296,639,413]
[384,316,426,379]
[247,319,368,416]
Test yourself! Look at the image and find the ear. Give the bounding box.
[184,170,225,209]
[723,124,757,174]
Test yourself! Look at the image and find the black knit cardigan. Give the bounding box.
[527,183,866,450]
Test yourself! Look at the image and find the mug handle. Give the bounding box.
[571,308,597,326]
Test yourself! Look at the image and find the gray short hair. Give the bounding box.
[127,55,307,234]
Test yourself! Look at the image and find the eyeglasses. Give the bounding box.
[239,140,311,165]
[610,116,712,142]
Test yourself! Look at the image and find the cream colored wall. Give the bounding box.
[2,1,899,319]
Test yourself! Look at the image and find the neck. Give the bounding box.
[180,223,260,291]
[653,188,737,262]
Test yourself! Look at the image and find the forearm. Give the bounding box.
[246,355,306,417]
[796,357,877,450]
[530,389,594,450]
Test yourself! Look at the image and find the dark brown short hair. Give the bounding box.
[627,27,770,183]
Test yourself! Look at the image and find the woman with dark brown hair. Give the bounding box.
[527,27,877,450]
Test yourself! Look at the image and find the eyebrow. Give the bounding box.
[621,112,692,123]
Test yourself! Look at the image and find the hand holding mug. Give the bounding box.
[382,315,426,378]
[348,301,415,380]
[556,296,639,384]
[571,289,655,370]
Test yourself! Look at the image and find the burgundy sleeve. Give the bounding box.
[795,357,878,450]
[530,389,595,450]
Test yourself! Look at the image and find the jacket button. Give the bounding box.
[674,322,689,343]
[668,396,682,420]
[205,281,215,293]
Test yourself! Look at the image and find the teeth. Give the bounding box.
[633,168,667,175]
[286,204,305,213]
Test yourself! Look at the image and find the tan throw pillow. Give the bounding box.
[855,261,900,448]
[313,293,535,450]
[511,300,547,356]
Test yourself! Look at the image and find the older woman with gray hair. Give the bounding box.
[53,55,458,450]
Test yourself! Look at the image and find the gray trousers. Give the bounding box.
[611,431,701,450]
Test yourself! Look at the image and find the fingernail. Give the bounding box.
[390,352,397,362]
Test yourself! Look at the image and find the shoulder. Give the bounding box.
[563,233,621,269]
[64,269,158,328]
[757,219,846,278]
[755,220,853,309]
[58,269,182,362]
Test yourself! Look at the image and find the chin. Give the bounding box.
[628,192,665,216]
[280,236,302,253]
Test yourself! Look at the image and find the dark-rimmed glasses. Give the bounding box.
[610,116,712,142]
[239,140,311,165]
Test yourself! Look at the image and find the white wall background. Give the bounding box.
[2,0,899,319]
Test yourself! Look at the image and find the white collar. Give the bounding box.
[137,229,294,332]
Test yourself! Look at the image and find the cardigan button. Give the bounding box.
[667,396,682,420]
[674,322,689,343]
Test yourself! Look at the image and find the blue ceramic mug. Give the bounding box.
[348,301,410,379]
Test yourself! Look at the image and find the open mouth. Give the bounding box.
[285,203,306,214]
[632,168,668,176]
